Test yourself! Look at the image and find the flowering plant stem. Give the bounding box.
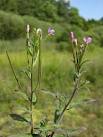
[7,28,92,137]
[48,35,89,137]
[48,77,80,137]
[30,48,34,135]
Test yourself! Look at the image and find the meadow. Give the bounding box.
[0,1,103,136]
[0,38,103,137]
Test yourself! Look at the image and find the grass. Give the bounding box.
[0,39,103,137]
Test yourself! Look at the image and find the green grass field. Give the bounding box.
[0,39,103,137]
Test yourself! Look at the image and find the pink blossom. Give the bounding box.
[48,28,55,35]
[70,32,78,45]
[70,32,75,40]
[83,36,92,45]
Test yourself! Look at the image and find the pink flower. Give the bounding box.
[70,32,78,46]
[83,36,92,45]
[48,28,55,35]
[70,32,75,40]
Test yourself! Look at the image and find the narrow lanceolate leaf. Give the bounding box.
[55,127,86,136]
[16,91,29,101]
[39,89,56,97]
[80,59,89,67]
[54,109,61,123]
[66,127,87,136]
[22,69,31,80]
[28,46,33,56]
[67,99,96,110]
[8,134,32,137]
[33,50,39,67]
[14,106,31,115]
[10,113,29,123]
[32,93,37,105]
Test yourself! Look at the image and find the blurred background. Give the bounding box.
[0,0,103,137]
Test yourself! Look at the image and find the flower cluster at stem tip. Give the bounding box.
[70,31,92,46]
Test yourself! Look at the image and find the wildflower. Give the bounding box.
[73,38,78,46]
[83,36,92,45]
[48,27,55,36]
[70,32,75,40]
[70,32,78,46]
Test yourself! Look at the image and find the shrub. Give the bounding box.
[0,11,25,39]
[23,15,52,34]
[56,42,70,51]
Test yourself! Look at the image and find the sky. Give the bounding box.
[71,0,103,20]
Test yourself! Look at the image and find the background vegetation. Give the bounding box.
[0,0,103,137]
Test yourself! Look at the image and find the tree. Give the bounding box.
[56,0,70,18]
[68,7,86,29]
[0,0,71,23]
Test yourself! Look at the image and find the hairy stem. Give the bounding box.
[49,76,80,137]
[57,77,79,123]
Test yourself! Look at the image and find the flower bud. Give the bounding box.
[70,32,75,40]
[37,28,42,38]
[74,38,78,46]
[26,24,30,33]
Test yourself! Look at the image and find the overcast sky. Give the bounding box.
[71,0,103,20]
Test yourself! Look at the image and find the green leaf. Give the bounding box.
[10,113,29,123]
[67,99,96,110]
[28,46,33,56]
[55,127,86,136]
[80,59,89,67]
[39,89,56,97]
[67,127,87,136]
[8,134,31,137]
[32,93,37,105]
[14,106,31,115]
[54,109,61,123]
[33,50,39,67]
[39,116,48,127]
[16,91,29,101]
[32,134,41,137]
[21,68,31,80]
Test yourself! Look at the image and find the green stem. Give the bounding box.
[30,47,35,135]
[78,45,86,69]
[49,43,82,137]
[38,37,42,88]
[26,30,30,68]
[56,76,79,124]
[6,50,21,90]
[48,76,80,137]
